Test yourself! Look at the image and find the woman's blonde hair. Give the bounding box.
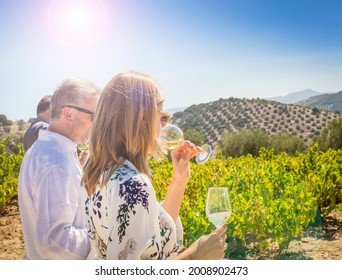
[82,71,164,196]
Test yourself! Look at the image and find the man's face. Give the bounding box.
[71,95,98,145]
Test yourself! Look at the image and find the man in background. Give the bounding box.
[23,95,52,152]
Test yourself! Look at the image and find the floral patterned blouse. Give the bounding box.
[85,160,183,260]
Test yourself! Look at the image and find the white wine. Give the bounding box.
[159,124,184,150]
[77,144,88,151]
[207,211,231,228]
[161,140,182,150]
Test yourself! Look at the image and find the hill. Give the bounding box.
[296,91,342,113]
[0,119,28,140]
[171,97,342,145]
[165,106,187,116]
[266,89,324,104]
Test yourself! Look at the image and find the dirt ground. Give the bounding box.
[0,199,341,260]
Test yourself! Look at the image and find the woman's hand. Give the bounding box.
[177,140,203,159]
[164,141,203,222]
[170,141,203,184]
[189,224,228,260]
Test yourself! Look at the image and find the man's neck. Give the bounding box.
[48,122,73,142]
[37,111,50,123]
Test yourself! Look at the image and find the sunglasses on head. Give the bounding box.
[159,112,170,128]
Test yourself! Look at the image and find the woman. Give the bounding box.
[82,71,227,260]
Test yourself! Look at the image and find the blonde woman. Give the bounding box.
[82,71,227,260]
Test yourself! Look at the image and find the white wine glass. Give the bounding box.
[206,187,232,228]
[77,144,88,152]
[77,143,89,167]
[159,123,213,164]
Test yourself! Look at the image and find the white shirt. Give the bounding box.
[18,129,94,259]
[86,160,183,260]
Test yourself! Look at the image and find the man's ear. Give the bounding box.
[62,107,73,121]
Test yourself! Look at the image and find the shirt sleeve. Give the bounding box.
[32,164,92,259]
[105,174,179,260]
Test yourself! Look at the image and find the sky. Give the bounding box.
[1,0,342,121]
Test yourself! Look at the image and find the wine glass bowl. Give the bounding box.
[206,187,232,228]
[159,124,184,150]
[159,123,213,164]
[77,144,88,152]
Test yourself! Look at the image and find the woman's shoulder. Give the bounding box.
[108,160,151,187]
[106,161,155,208]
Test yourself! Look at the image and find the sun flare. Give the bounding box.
[48,0,107,47]
[67,7,88,28]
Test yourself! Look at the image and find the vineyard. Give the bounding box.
[151,146,342,258]
[0,135,341,259]
[0,136,24,207]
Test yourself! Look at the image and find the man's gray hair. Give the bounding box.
[50,78,100,120]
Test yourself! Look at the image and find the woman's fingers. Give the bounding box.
[189,146,204,158]
[211,225,228,257]
[173,141,204,159]
[215,224,227,235]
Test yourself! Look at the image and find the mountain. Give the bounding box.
[171,97,342,145]
[165,106,187,116]
[296,91,342,113]
[266,89,324,104]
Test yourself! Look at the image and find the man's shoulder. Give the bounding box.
[24,141,75,172]
[25,119,48,134]
[23,119,49,151]
[30,119,48,130]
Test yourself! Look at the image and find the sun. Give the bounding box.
[67,7,88,28]
[48,0,107,47]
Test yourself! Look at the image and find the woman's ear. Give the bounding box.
[141,108,146,122]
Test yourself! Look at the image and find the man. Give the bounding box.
[23,95,51,152]
[18,78,100,259]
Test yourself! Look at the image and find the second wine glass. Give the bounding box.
[77,144,88,152]
[159,123,212,164]
[206,187,232,228]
